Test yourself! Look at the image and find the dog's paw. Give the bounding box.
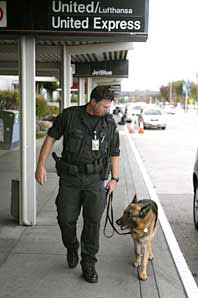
[133,259,141,268]
[139,271,148,281]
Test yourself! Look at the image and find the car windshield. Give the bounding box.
[144,109,162,115]
[133,106,142,110]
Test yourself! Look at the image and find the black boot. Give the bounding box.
[67,249,79,268]
[82,266,98,283]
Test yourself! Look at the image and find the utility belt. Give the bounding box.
[52,152,103,176]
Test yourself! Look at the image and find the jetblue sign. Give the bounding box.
[75,60,128,78]
[0,0,148,36]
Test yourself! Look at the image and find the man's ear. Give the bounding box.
[131,194,138,204]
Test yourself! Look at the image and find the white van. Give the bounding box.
[125,102,146,122]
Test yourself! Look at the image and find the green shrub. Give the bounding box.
[71,93,78,103]
[47,105,59,115]
[36,131,47,138]
[0,90,59,118]
[36,95,48,119]
[0,90,19,110]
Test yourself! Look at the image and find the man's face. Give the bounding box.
[92,99,112,117]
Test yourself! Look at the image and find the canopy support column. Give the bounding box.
[78,78,85,105]
[87,77,93,102]
[19,36,36,226]
[61,45,71,110]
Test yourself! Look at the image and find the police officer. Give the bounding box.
[35,86,120,283]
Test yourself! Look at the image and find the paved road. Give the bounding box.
[128,110,198,285]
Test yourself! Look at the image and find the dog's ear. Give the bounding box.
[131,194,138,204]
[139,203,152,218]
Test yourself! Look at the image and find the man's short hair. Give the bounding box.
[90,86,114,102]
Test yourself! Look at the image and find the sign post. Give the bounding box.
[183,81,192,112]
[196,73,198,102]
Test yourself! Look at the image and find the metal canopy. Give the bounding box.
[0,38,130,77]
[0,0,149,76]
[0,0,149,226]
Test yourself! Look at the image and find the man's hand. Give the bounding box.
[35,164,47,185]
[35,135,56,185]
[105,179,117,194]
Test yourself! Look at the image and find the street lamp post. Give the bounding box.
[184,87,188,112]
[196,73,198,103]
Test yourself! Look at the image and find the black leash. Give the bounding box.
[103,190,131,238]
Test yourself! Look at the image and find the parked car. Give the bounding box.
[193,149,198,230]
[125,102,146,122]
[140,106,166,129]
[163,105,176,115]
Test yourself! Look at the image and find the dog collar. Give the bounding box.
[144,221,153,233]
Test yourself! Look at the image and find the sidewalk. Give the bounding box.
[0,129,197,298]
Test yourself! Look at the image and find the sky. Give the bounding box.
[122,0,198,91]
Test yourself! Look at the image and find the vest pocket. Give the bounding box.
[65,129,84,152]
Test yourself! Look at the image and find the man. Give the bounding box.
[35,85,120,283]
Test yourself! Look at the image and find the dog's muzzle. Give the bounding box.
[116,218,133,230]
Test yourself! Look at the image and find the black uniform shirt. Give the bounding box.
[48,104,120,165]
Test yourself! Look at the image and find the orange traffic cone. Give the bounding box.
[129,120,135,133]
[138,120,144,134]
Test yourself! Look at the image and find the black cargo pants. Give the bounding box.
[55,172,106,267]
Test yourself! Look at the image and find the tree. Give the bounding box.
[172,81,183,97]
[160,85,169,102]
[190,83,198,101]
[159,80,197,105]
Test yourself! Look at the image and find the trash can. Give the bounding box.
[0,110,19,150]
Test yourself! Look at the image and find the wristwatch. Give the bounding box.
[111,176,119,182]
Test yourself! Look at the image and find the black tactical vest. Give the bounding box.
[63,108,114,165]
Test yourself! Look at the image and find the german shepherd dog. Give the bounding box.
[116,195,158,280]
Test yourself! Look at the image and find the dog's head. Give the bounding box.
[116,195,157,231]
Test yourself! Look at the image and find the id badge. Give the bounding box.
[92,139,99,151]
